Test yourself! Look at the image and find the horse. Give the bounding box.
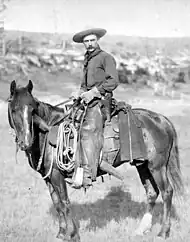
[8,80,184,242]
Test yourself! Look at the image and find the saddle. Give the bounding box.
[47,98,147,165]
[48,101,83,146]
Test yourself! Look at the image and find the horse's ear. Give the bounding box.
[27,80,33,93]
[10,80,16,96]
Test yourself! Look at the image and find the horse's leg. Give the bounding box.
[156,168,173,238]
[47,168,80,242]
[139,164,173,238]
[135,161,160,235]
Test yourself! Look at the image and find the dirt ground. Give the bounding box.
[0,71,190,242]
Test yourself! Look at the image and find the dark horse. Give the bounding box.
[8,80,184,241]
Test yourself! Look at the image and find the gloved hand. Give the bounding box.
[80,87,101,103]
[70,89,84,100]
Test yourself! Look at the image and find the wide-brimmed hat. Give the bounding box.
[73,28,107,43]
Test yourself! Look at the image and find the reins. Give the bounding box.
[8,96,88,180]
[36,98,86,179]
[55,97,74,107]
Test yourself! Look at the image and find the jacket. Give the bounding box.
[80,50,119,95]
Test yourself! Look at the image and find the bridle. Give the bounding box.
[8,98,34,151]
[8,96,88,178]
[8,96,44,172]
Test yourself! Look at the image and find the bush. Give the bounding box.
[175,71,186,83]
[118,67,132,84]
[134,67,149,76]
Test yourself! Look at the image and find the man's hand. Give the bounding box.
[80,87,101,103]
[70,89,84,100]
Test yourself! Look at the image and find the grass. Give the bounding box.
[1,69,190,242]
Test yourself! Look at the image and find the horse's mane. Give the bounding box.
[34,98,65,122]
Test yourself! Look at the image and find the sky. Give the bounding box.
[2,0,190,37]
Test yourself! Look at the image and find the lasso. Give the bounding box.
[55,120,78,172]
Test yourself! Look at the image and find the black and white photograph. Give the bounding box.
[0,0,189,241]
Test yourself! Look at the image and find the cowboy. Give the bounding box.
[65,28,120,189]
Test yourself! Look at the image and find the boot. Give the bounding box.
[82,165,93,188]
[65,104,102,189]
[65,165,92,189]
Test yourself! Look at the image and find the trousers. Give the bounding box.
[76,104,104,181]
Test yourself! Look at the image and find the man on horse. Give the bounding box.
[65,28,121,189]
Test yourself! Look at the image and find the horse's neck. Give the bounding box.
[37,101,66,125]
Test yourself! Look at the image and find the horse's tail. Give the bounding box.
[167,119,184,197]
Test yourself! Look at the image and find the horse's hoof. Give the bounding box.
[56,230,69,241]
[56,232,65,240]
[135,228,151,236]
[72,234,81,242]
[158,229,170,239]
[56,232,80,242]
[135,212,152,236]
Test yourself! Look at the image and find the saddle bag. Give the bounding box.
[118,102,147,161]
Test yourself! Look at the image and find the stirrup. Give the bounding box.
[65,167,84,188]
[65,177,92,189]
[65,178,82,189]
[65,167,92,189]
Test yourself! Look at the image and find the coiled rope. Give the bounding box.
[55,120,78,172]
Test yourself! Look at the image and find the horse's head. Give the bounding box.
[8,80,38,151]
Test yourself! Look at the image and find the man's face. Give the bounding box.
[83,34,98,52]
